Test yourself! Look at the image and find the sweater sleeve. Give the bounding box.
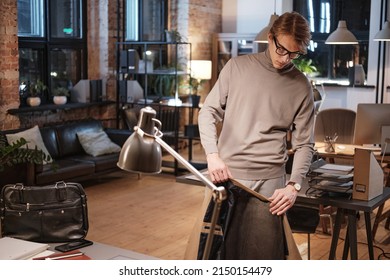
[198,61,230,155]
[289,82,315,185]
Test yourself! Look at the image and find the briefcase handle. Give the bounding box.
[14,181,68,204]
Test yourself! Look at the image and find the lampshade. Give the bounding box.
[254,14,279,43]
[117,107,162,174]
[374,21,390,41]
[190,60,212,80]
[325,20,358,44]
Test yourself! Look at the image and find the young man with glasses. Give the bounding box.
[198,12,314,259]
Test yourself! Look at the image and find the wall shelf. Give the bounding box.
[7,101,115,115]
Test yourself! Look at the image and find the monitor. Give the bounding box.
[353,103,390,145]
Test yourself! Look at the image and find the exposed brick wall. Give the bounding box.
[170,0,222,103]
[0,0,221,131]
[0,1,20,130]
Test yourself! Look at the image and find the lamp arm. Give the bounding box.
[154,135,226,202]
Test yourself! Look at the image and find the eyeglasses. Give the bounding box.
[273,37,303,59]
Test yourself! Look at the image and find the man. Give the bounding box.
[198,12,315,259]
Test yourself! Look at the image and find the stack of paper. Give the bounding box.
[0,237,49,260]
[312,163,354,175]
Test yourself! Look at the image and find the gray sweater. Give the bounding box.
[198,49,315,185]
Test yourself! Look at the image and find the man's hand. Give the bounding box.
[268,184,298,215]
[206,153,233,183]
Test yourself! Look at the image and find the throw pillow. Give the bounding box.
[6,125,53,164]
[77,130,121,157]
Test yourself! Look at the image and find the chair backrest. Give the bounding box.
[121,106,140,130]
[314,108,356,144]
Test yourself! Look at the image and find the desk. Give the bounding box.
[298,185,390,260]
[177,172,390,260]
[314,142,390,162]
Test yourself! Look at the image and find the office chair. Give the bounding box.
[286,204,320,260]
[121,105,140,131]
[314,108,356,145]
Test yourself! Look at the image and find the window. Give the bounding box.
[125,0,167,41]
[18,0,45,37]
[17,0,87,105]
[293,0,370,83]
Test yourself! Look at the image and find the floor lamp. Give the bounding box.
[117,106,227,260]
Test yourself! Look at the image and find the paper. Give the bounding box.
[313,163,353,175]
[0,237,49,260]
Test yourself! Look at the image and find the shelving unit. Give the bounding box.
[116,41,192,102]
[7,101,115,115]
[211,33,259,86]
[116,41,198,175]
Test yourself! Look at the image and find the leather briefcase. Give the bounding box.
[1,181,89,242]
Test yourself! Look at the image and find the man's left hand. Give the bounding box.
[268,184,298,215]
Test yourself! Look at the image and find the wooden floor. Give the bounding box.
[82,143,390,260]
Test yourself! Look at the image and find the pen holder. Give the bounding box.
[324,139,335,153]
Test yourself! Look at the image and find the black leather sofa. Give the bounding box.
[1,119,132,186]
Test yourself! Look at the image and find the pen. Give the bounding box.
[45,252,84,260]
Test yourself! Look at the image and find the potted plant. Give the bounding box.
[189,77,201,108]
[52,87,70,105]
[26,80,47,107]
[0,134,51,172]
[165,29,183,43]
[292,58,318,77]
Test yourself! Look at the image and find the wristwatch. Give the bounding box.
[287,181,301,192]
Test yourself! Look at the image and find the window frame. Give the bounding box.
[17,0,87,105]
[293,0,371,83]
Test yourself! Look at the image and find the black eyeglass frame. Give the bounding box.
[273,37,304,60]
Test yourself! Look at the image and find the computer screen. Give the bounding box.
[353,103,390,145]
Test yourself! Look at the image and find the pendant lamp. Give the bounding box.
[374,21,390,41]
[254,14,279,43]
[325,20,358,44]
[254,0,279,43]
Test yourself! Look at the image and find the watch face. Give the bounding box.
[294,183,301,191]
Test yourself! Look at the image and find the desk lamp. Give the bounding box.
[117,106,227,260]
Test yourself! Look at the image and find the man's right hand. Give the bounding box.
[206,153,233,183]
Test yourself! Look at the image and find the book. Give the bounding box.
[0,237,49,260]
[33,249,92,260]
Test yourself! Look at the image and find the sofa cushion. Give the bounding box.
[55,120,104,157]
[5,125,53,164]
[72,153,119,172]
[77,130,121,157]
[35,159,95,185]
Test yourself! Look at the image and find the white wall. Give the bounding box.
[222,0,292,33]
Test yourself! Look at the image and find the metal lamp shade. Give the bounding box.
[374,21,390,41]
[117,106,162,174]
[117,132,162,174]
[325,20,358,45]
